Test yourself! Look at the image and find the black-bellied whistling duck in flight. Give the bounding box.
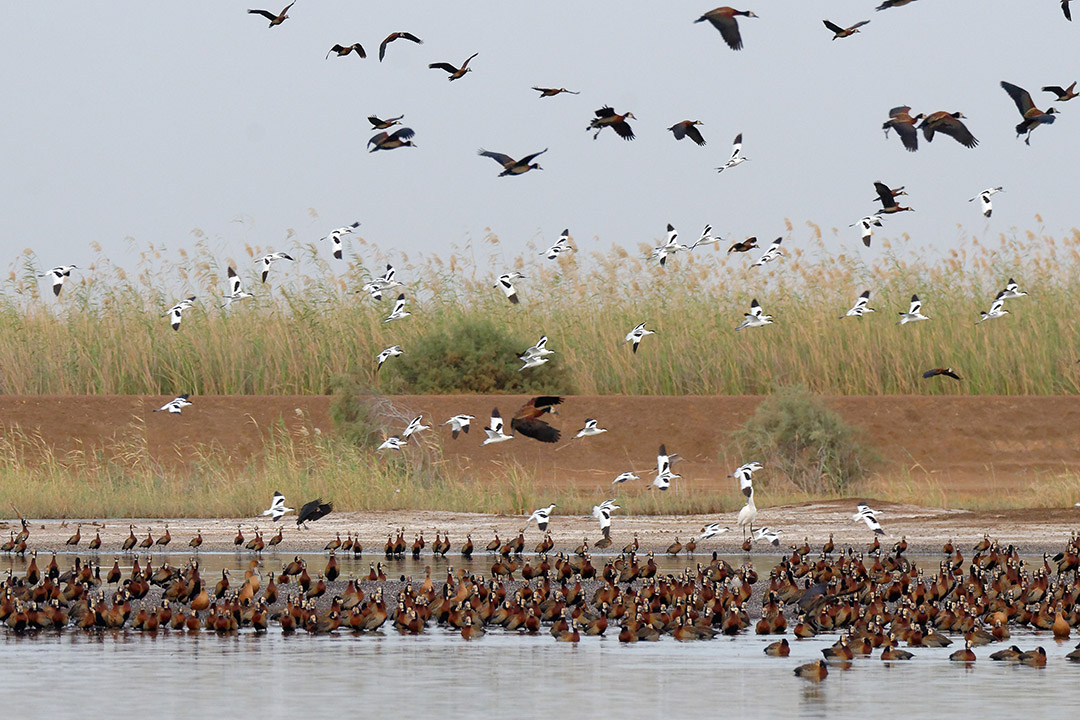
[823,19,869,39]
[477,148,548,177]
[532,87,580,98]
[695,8,758,50]
[379,32,422,61]
[326,43,366,59]
[919,111,978,148]
[428,52,478,81]
[368,114,404,130]
[248,3,294,27]
[588,107,635,140]
[667,120,706,146]
[1001,81,1058,145]
[1042,81,1078,102]
[883,106,924,152]
[368,128,416,152]
[511,396,562,442]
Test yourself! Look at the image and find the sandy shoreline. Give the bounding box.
[4,500,1079,556]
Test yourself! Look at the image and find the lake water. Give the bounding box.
[2,553,1077,719]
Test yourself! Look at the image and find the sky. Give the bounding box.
[1,1,1078,289]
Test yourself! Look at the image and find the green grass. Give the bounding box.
[3,225,1080,395]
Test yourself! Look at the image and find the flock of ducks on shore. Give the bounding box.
[5,528,1080,679]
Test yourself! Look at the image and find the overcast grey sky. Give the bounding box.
[2,1,1077,288]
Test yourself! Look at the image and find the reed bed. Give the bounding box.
[3,224,1080,395]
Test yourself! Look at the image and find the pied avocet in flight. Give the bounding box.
[526,504,556,532]
[750,237,783,268]
[38,265,78,297]
[654,443,681,490]
[221,267,254,307]
[153,394,192,414]
[441,414,474,439]
[976,290,1009,324]
[382,294,410,323]
[483,409,513,445]
[736,298,773,331]
[715,132,748,173]
[165,296,197,331]
[261,491,296,522]
[612,471,639,485]
[402,415,430,438]
[258,252,294,283]
[850,215,883,247]
[378,435,408,451]
[376,345,403,372]
[361,264,404,301]
[841,290,875,319]
[897,294,929,324]
[320,221,360,260]
[853,502,885,535]
[690,224,720,250]
[541,229,573,260]
[969,187,1003,218]
[574,419,608,438]
[495,272,525,304]
[1001,278,1027,300]
[731,461,762,498]
[624,322,656,353]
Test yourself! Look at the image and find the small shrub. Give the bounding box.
[386,315,574,394]
[328,375,383,450]
[731,386,876,494]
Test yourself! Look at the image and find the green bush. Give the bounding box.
[731,386,876,494]
[386,315,574,394]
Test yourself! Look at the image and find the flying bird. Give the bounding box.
[533,87,580,97]
[519,354,549,371]
[649,224,688,266]
[378,436,408,452]
[728,237,758,254]
[752,526,782,546]
[700,523,731,540]
[695,7,758,51]
[876,0,918,9]
[1001,81,1058,145]
[823,19,869,39]
[368,115,404,130]
[483,409,513,445]
[261,492,295,522]
[897,294,929,324]
[378,32,422,61]
[38,265,78,297]
[248,2,294,27]
[495,272,525,304]
[368,127,416,151]
[750,237,783,267]
[976,291,1010,324]
[919,111,979,149]
[541,229,574,260]
[654,444,681,491]
[589,107,636,141]
[258,252,294,283]
[221,267,253,307]
[716,133,749,172]
[668,120,706,146]
[1000,278,1027,300]
[624,322,656,353]
[326,43,366,59]
[296,498,333,528]
[477,148,547,176]
[736,298,773,330]
[874,182,914,214]
[428,52,478,81]
[164,296,196,331]
[882,106,924,152]
[441,414,474,439]
[853,502,884,535]
[376,345,402,372]
[923,367,962,381]
[731,461,762,498]
[970,187,1003,218]
[592,500,620,536]
[521,335,554,361]
[851,215,883,247]
[511,396,562,443]
[402,415,430,439]
[690,224,720,250]
[153,394,192,414]
[320,221,360,259]
[361,264,404,301]
[841,290,875,319]
[574,419,608,439]
[526,504,556,532]
[612,472,640,485]
[1042,82,1078,102]
[382,294,410,323]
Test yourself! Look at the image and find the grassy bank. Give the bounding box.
[3,227,1080,395]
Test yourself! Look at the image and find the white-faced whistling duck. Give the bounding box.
[883,106,924,152]
[428,52,478,81]
[461,534,473,558]
[728,237,757,253]
[89,529,102,550]
[477,148,548,177]
[296,498,333,527]
[823,19,869,39]
[368,128,416,152]
[511,396,563,442]
[533,87,580,98]
[874,181,913,214]
[189,529,203,549]
[875,0,918,10]
[368,114,404,130]
[1001,81,1058,145]
[589,107,635,141]
[234,525,244,546]
[139,528,154,549]
[379,32,422,61]
[666,537,683,556]
[247,2,294,27]
[695,8,758,51]
[65,524,81,546]
[1042,81,1078,102]
[667,120,706,146]
[268,526,283,546]
[121,524,137,552]
[919,111,978,149]
[949,640,976,662]
[794,659,828,681]
[326,43,366,59]
[156,524,171,547]
[764,638,790,656]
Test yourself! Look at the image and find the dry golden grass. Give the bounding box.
[3,225,1080,395]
